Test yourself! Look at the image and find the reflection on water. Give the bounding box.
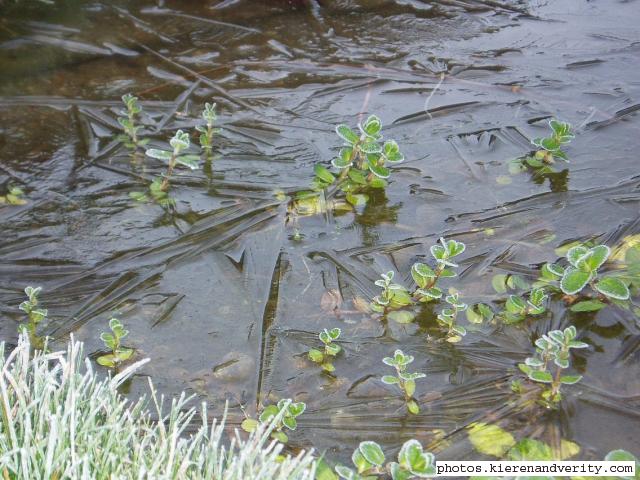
[1,0,639,463]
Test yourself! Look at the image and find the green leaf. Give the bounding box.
[579,245,610,271]
[335,125,359,144]
[560,268,592,295]
[529,370,553,383]
[334,465,356,480]
[467,423,516,457]
[407,400,420,415]
[560,375,582,385]
[595,277,630,300]
[381,375,399,385]
[388,310,416,324]
[308,348,324,363]
[509,438,553,461]
[170,130,190,151]
[271,431,288,443]
[411,263,435,288]
[115,348,133,362]
[506,295,527,314]
[129,191,148,202]
[360,142,382,155]
[314,164,336,184]
[368,162,390,179]
[332,147,354,169]
[361,115,382,137]
[96,354,116,368]
[346,193,368,207]
[348,168,367,184]
[241,418,258,432]
[288,402,306,417]
[545,263,565,277]
[359,441,385,466]
[566,245,589,267]
[605,449,638,463]
[417,287,442,300]
[176,154,200,170]
[145,149,172,161]
[282,416,297,430]
[321,362,335,372]
[390,463,411,480]
[491,274,508,293]
[368,177,387,188]
[404,379,416,397]
[398,440,433,475]
[259,405,279,422]
[325,343,341,356]
[570,300,606,312]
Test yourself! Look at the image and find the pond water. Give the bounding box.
[1,0,639,465]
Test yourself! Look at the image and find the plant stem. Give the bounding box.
[161,154,177,191]
[128,110,138,146]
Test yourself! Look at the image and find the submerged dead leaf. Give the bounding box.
[352,296,371,313]
[321,289,342,313]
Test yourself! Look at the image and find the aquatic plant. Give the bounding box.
[146,130,201,191]
[131,129,201,205]
[381,349,425,415]
[530,120,574,165]
[518,325,588,404]
[0,185,27,205]
[241,399,306,443]
[436,292,468,343]
[291,114,404,217]
[328,114,404,199]
[412,237,465,303]
[117,93,147,149]
[510,119,574,173]
[0,336,317,479]
[335,439,436,480]
[197,102,219,154]
[18,286,47,344]
[370,271,412,315]
[543,244,630,303]
[501,287,548,324]
[97,317,134,369]
[308,327,342,372]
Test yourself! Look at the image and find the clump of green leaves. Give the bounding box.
[335,439,436,480]
[0,186,27,205]
[510,120,573,173]
[436,292,468,342]
[241,399,306,444]
[308,327,342,372]
[412,237,465,303]
[131,130,201,205]
[18,286,47,343]
[298,114,404,213]
[530,120,574,165]
[97,318,134,369]
[501,287,548,324]
[370,271,413,315]
[117,93,148,149]
[381,349,425,415]
[368,238,466,325]
[196,102,219,154]
[518,325,587,404]
[540,244,631,311]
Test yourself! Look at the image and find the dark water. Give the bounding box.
[1,0,639,464]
